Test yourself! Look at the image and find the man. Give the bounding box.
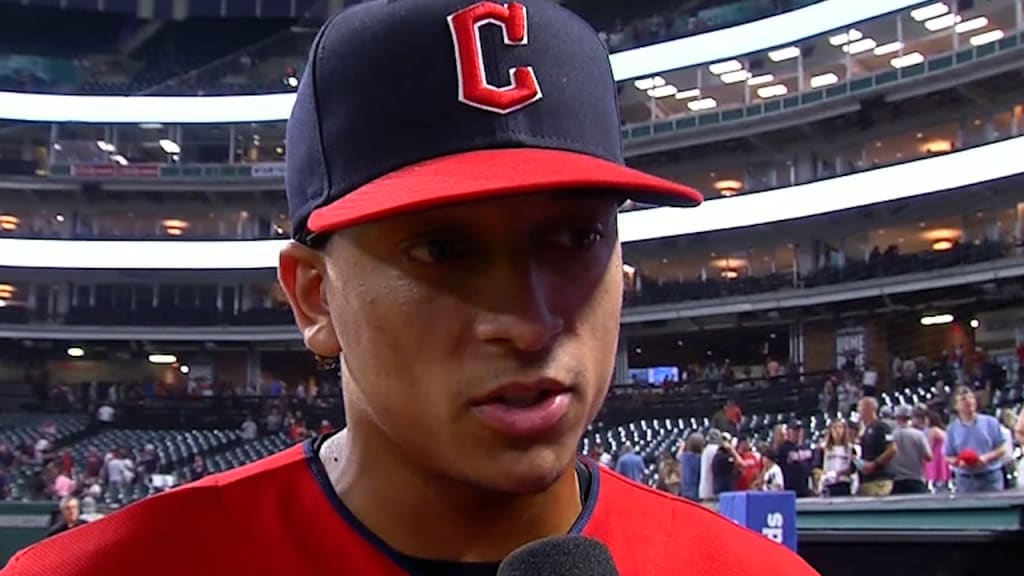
[698,429,724,500]
[2,1,816,574]
[614,444,644,483]
[776,421,814,498]
[856,397,897,496]
[944,387,1006,493]
[888,405,931,495]
[46,497,87,538]
[710,433,740,496]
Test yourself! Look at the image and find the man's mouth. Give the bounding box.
[471,379,571,407]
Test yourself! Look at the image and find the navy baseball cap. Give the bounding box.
[285,0,703,245]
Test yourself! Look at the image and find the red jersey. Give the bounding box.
[736,452,761,491]
[2,439,817,575]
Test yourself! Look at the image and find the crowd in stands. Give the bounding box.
[592,0,811,52]
[628,238,1013,307]
[592,347,1023,499]
[0,385,333,507]
[0,237,1014,330]
[2,340,1021,547]
[0,0,812,96]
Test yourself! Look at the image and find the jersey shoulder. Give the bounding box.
[2,444,307,576]
[590,468,819,576]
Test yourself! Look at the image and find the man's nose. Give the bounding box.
[472,258,565,352]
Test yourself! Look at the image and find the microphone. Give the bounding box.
[496,535,620,576]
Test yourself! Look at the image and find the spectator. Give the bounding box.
[889,405,932,495]
[945,387,1006,493]
[47,497,87,538]
[820,419,854,497]
[776,421,813,498]
[655,452,681,496]
[188,454,208,482]
[711,433,739,496]
[856,396,896,496]
[759,451,785,492]
[734,437,760,491]
[914,407,950,491]
[678,432,704,502]
[614,444,644,483]
[240,414,258,441]
[78,496,105,523]
[698,429,723,500]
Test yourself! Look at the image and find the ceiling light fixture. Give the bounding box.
[828,28,863,46]
[911,2,949,22]
[873,41,904,56]
[767,46,801,62]
[708,60,743,75]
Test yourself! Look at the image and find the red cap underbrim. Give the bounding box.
[306,148,703,234]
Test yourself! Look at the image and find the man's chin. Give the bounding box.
[469,446,578,496]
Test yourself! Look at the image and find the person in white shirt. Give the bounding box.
[240,415,258,441]
[698,429,723,500]
[820,419,854,496]
[760,451,785,492]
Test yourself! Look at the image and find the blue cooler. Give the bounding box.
[717,491,798,551]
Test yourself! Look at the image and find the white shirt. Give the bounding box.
[240,419,258,441]
[97,405,115,423]
[822,445,852,478]
[762,463,785,491]
[698,443,718,500]
[106,458,127,483]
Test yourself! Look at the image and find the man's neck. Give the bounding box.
[318,429,583,563]
[960,412,977,425]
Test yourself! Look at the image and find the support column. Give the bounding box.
[245,347,262,394]
[613,336,629,386]
[789,321,805,369]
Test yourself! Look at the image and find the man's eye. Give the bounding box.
[550,228,604,250]
[406,238,466,264]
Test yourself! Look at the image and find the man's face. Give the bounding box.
[857,399,873,421]
[957,392,977,417]
[61,500,79,524]
[288,193,622,495]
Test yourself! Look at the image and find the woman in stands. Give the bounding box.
[819,420,854,497]
[914,407,949,491]
[655,452,681,496]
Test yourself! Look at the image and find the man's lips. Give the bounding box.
[469,378,572,406]
[468,379,574,438]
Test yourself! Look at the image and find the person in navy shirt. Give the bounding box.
[776,421,814,497]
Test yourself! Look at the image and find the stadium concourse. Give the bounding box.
[3,0,1024,573]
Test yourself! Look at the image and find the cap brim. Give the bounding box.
[306,148,703,234]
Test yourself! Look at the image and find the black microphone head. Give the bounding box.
[496,535,620,576]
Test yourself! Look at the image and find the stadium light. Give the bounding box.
[767,46,801,62]
[66,347,85,358]
[159,139,181,155]
[919,314,954,326]
[890,52,925,69]
[873,41,904,56]
[970,29,1005,46]
[148,354,178,365]
[910,2,949,22]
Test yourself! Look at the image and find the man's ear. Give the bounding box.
[278,242,342,357]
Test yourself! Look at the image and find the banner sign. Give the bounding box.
[69,164,160,178]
